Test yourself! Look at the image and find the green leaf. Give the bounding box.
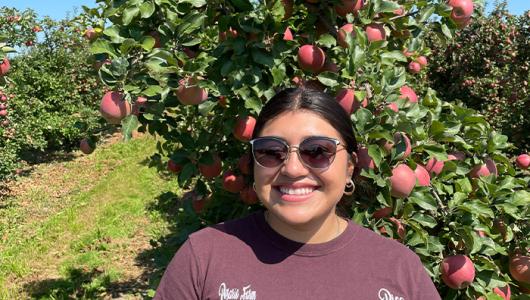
[123,6,140,25]
[316,34,336,48]
[418,5,435,23]
[380,50,407,64]
[198,101,216,116]
[103,25,126,43]
[317,72,339,88]
[139,2,156,18]
[410,213,438,228]
[441,23,452,39]
[251,49,274,67]
[182,0,207,7]
[141,36,156,51]
[512,190,530,206]
[90,40,118,58]
[121,114,139,141]
[271,66,285,85]
[459,200,495,218]
[375,1,401,13]
[409,192,438,211]
[143,85,163,97]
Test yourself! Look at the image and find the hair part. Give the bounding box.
[252,88,358,154]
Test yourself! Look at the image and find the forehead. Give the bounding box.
[258,110,341,141]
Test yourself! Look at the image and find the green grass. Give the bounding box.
[0,135,182,299]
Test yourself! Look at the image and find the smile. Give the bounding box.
[278,187,316,195]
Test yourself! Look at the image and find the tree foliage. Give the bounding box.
[84,0,530,298]
[426,1,530,153]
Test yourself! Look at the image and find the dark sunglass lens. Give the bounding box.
[253,139,288,167]
[299,138,336,168]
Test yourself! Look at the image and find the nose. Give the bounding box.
[280,148,309,177]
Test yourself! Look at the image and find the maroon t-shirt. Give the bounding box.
[154,211,440,300]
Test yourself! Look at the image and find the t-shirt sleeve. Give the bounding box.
[411,257,441,300]
[153,238,202,300]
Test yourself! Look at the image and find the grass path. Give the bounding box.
[0,134,181,299]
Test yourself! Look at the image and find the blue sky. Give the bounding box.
[1,0,529,20]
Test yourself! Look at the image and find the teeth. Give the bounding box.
[279,187,315,195]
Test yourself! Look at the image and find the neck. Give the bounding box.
[264,210,346,244]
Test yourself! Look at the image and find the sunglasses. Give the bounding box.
[249,136,344,169]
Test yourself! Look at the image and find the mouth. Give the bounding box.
[273,184,320,202]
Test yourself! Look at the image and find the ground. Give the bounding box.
[0,132,183,299]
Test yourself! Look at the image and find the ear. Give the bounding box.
[347,152,357,178]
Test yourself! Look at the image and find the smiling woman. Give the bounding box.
[154,88,441,300]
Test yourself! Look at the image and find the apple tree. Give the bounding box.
[85,0,530,298]
[425,1,530,153]
[0,8,106,180]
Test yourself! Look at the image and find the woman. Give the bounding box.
[154,88,440,299]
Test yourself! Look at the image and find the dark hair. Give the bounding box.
[252,88,358,154]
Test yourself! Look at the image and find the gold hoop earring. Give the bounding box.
[344,179,355,196]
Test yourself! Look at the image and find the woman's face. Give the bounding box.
[253,110,354,227]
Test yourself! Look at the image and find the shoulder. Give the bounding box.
[348,221,421,262]
[187,211,261,251]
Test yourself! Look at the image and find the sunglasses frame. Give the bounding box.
[249,136,344,170]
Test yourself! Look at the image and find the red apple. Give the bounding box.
[1,120,9,127]
[199,154,222,178]
[389,217,406,241]
[426,158,444,176]
[283,27,294,41]
[0,57,10,76]
[167,159,183,173]
[335,0,364,17]
[448,151,466,161]
[79,138,94,155]
[132,96,148,116]
[218,95,227,107]
[223,170,245,193]
[509,254,530,284]
[390,164,416,198]
[233,116,256,142]
[393,6,405,16]
[240,186,259,205]
[470,158,497,178]
[0,109,7,117]
[449,0,474,23]
[414,164,431,186]
[176,77,208,105]
[440,255,476,289]
[373,206,392,219]
[183,48,197,59]
[337,24,356,48]
[492,284,511,300]
[387,102,399,112]
[219,27,238,41]
[238,153,251,175]
[386,132,411,159]
[321,61,339,73]
[99,91,132,124]
[0,103,6,110]
[399,85,418,103]
[416,56,428,67]
[84,28,97,41]
[365,24,386,42]
[281,0,293,19]
[408,61,421,74]
[32,26,42,33]
[298,45,326,73]
[357,146,375,171]
[515,154,530,169]
[149,31,162,48]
